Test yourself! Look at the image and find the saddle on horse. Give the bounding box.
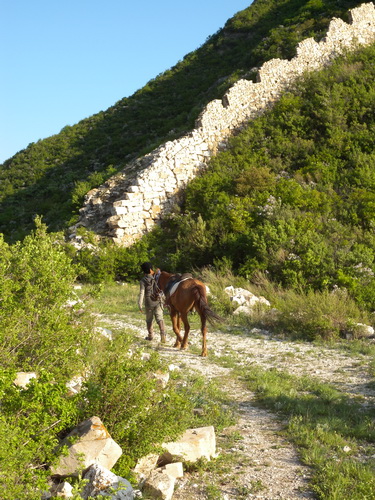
[162,273,193,305]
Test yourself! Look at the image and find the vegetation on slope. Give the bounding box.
[143,43,375,311]
[0,0,362,241]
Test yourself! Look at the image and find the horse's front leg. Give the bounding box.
[180,312,190,350]
[170,309,183,348]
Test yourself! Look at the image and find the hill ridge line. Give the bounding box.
[71,2,375,247]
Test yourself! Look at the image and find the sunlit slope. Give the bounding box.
[153,42,375,309]
[0,0,362,240]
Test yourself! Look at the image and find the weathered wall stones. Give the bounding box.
[71,3,375,247]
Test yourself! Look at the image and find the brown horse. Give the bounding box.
[156,271,220,357]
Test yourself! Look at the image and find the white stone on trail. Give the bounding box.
[161,426,217,463]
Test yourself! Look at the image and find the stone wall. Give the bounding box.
[72,3,375,247]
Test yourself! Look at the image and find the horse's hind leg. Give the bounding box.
[180,312,190,350]
[200,315,208,357]
[170,308,183,348]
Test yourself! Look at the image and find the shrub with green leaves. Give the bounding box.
[0,218,97,498]
[70,231,152,283]
[0,217,92,377]
[0,369,82,500]
[267,287,367,341]
[80,333,195,476]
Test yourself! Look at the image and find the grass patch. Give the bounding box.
[82,281,140,317]
[233,364,375,499]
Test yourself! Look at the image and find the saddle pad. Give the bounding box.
[169,277,192,298]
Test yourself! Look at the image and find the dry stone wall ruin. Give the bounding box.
[73,3,375,247]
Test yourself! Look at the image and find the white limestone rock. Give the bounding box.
[51,416,122,477]
[13,372,37,389]
[50,481,73,498]
[95,327,114,340]
[225,286,271,312]
[152,370,170,389]
[163,462,184,479]
[133,453,159,482]
[65,375,85,396]
[142,469,176,500]
[160,426,217,463]
[81,464,134,499]
[233,305,253,316]
[353,323,375,338]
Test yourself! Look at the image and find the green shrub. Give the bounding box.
[72,234,151,284]
[0,370,82,500]
[0,218,98,497]
[0,217,92,377]
[80,333,195,475]
[267,287,367,341]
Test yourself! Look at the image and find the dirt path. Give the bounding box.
[99,314,374,499]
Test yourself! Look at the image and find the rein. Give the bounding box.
[153,270,163,295]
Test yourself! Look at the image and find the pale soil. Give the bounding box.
[98,314,375,500]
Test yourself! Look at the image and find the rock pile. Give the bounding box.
[13,365,217,499]
[224,286,271,316]
[44,418,216,500]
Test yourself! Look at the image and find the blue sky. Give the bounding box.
[0,0,252,164]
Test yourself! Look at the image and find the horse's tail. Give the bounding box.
[193,284,222,325]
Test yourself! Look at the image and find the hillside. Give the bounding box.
[2,2,375,495]
[0,0,362,241]
[149,41,375,310]
[72,2,375,249]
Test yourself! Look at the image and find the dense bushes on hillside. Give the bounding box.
[0,0,362,241]
[148,44,375,310]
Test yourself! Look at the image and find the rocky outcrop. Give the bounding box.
[71,3,375,247]
[225,286,271,315]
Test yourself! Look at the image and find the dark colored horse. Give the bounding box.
[156,271,220,357]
